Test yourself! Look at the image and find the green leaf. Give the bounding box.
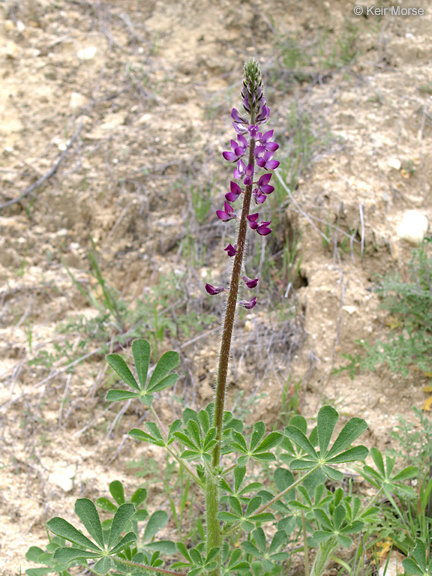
[231,432,248,453]
[333,504,345,530]
[187,420,203,449]
[96,497,117,513]
[106,354,140,392]
[392,466,419,482]
[108,503,135,549]
[249,512,275,522]
[402,558,424,575]
[317,406,338,456]
[147,373,178,394]
[132,340,151,390]
[326,417,368,459]
[131,488,147,506]
[254,432,282,454]
[53,548,101,562]
[218,512,240,522]
[246,497,262,517]
[143,541,176,555]
[176,542,191,562]
[106,390,139,402]
[229,496,243,517]
[189,548,203,566]
[173,432,197,450]
[47,517,101,552]
[26,547,45,562]
[315,509,332,531]
[75,499,105,550]
[337,534,352,548]
[250,422,266,451]
[274,468,295,494]
[242,541,262,557]
[411,539,427,572]
[134,509,149,522]
[206,547,220,564]
[322,465,344,481]
[269,531,287,554]
[143,510,169,542]
[93,556,112,573]
[290,459,317,470]
[234,466,247,493]
[253,527,267,554]
[147,351,179,391]
[312,531,333,543]
[326,445,368,464]
[108,532,137,555]
[290,415,307,434]
[129,428,164,446]
[25,569,53,576]
[109,481,125,505]
[370,447,385,477]
[284,427,318,459]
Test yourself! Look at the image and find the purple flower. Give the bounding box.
[256,221,272,236]
[234,161,254,184]
[224,243,237,257]
[225,181,242,202]
[256,104,270,125]
[248,125,259,138]
[247,213,272,235]
[253,189,267,204]
[239,296,257,309]
[216,201,236,222]
[231,108,248,127]
[205,284,225,295]
[222,136,248,163]
[243,276,258,288]
[257,173,274,195]
[247,213,260,229]
[255,147,280,170]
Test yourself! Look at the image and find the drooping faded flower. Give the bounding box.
[205,284,225,295]
[239,296,257,309]
[242,276,258,288]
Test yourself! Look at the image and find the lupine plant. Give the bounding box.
[26,60,422,576]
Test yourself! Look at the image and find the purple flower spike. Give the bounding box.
[225,181,242,202]
[257,173,274,195]
[239,296,257,309]
[205,284,225,295]
[217,201,236,222]
[224,243,237,257]
[248,125,259,138]
[256,221,272,236]
[243,276,258,289]
[233,122,248,135]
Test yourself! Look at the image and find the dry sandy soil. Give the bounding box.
[0,0,431,573]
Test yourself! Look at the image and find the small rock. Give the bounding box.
[70,92,87,110]
[340,92,356,103]
[5,41,20,59]
[397,210,428,245]
[342,306,356,315]
[49,468,75,493]
[137,113,152,125]
[4,20,15,31]
[77,46,97,60]
[388,158,401,171]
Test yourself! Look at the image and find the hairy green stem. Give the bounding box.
[112,557,186,576]
[205,466,222,576]
[212,134,256,466]
[309,537,338,576]
[301,511,310,576]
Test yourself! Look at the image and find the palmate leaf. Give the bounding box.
[283,406,368,479]
[75,499,104,549]
[47,517,101,552]
[106,340,179,405]
[143,510,169,543]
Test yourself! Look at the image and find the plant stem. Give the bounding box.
[113,557,186,576]
[212,135,256,466]
[205,465,222,576]
[302,511,310,576]
[309,537,338,576]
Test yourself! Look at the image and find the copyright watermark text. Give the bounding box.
[353,6,425,16]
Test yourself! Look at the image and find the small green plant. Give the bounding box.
[333,238,432,379]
